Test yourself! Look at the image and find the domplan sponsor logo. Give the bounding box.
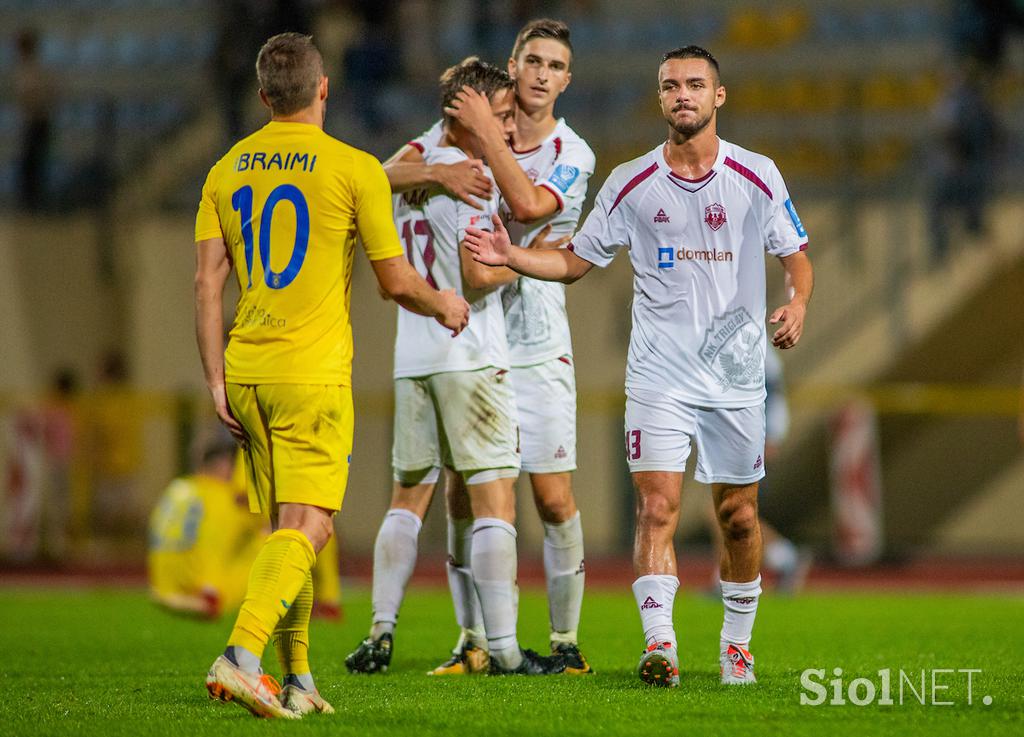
[799,668,992,707]
[656,245,734,269]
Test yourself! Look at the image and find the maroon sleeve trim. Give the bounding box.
[539,182,565,212]
[724,157,773,200]
[408,141,425,154]
[609,161,659,215]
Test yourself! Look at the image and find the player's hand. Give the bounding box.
[435,159,493,210]
[526,224,571,251]
[465,214,513,266]
[444,86,496,139]
[769,300,807,349]
[435,288,470,337]
[208,382,247,444]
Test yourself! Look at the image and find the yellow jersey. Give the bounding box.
[195,121,404,385]
[147,472,266,604]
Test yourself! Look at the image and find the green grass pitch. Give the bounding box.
[1,586,1020,736]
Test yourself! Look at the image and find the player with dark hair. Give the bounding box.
[383,18,596,676]
[195,32,468,718]
[466,45,813,688]
[345,57,566,677]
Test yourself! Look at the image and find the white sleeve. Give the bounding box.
[536,140,595,213]
[457,191,498,243]
[568,173,631,268]
[762,162,808,257]
[409,119,444,155]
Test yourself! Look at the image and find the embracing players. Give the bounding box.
[466,46,813,687]
[346,56,567,677]
[349,19,596,675]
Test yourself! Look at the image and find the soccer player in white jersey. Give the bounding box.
[344,57,566,677]
[382,19,596,676]
[466,46,814,688]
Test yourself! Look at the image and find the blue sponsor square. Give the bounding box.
[548,164,580,193]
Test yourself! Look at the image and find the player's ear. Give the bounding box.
[562,69,572,91]
[258,88,271,110]
[507,56,517,79]
[320,76,329,101]
[715,85,726,109]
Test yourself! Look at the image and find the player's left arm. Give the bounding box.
[446,86,560,223]
[770,251,813,349]
[194,237,245,441]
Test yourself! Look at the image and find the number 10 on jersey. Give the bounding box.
[231,184,310,290]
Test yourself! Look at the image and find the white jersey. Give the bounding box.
[392,144,509,379]
[570,138,808,408]
[410,119,595,366]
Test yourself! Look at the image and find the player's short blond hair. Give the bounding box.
[256,32,324,116]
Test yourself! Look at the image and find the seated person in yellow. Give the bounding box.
[148,437,266,618]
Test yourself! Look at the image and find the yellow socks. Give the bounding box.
[273,572,314,677]
[312,534,342,608]
[228,529,316,658]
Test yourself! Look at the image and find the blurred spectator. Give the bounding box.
[39,369,80,561]
[0,370,79,563]
[926,60,999,267]
[14,29,54,211]
[342,1,400,132]
[85,350,144,537]
[952,0,1024,71]
[148,431,266,618]
[213,0,316,141]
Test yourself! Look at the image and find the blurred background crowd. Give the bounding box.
[0,0,1022,588]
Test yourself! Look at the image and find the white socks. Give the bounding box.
[446,517,486,650]
[632,572,761,654]
[632,574,679,646]
[543,512,585,644]
[720,575,762,650]
[471,517,522,670]
[370,508,422,634]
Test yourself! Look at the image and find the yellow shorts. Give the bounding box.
[227,383,354,515]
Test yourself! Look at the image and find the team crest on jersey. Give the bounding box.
[654,208,671,223]
[698,307,764,391]
[526,168,540,181]
[704,202,727,231]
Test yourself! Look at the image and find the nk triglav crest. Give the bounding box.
[698,307,764,390]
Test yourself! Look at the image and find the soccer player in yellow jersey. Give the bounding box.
[148,435,266,619]
[194,33,469,719]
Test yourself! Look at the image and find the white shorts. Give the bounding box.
[509,356,577,474]
[392,368,520,480]
[624,388,765,485]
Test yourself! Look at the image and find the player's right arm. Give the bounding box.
[465,213,592,284]
[384,143,493,209]
[355,153,470,334]
[194,236,246,442]
[371,256,469,335]
[446,86,560,223]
